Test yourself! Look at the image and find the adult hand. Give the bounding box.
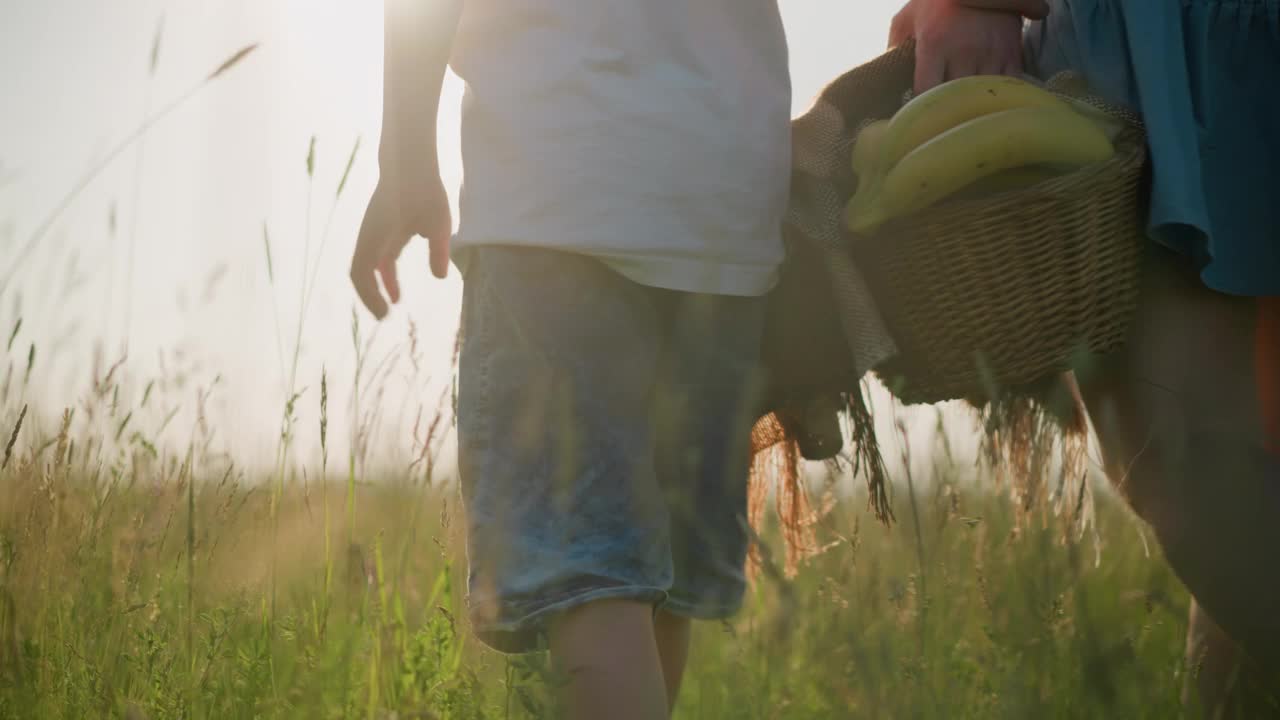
[349,176,452,320]
[889,0,1044,93]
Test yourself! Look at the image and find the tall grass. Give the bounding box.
[0,274,1204,719]
[0,200,1204,717]
[0,385,1199,719]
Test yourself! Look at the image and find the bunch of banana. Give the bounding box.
[845,75,1115,234]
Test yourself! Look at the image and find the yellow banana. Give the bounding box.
[851,119,890,178]
[878,75,1070,173]
[846,105,1114,233]
[946,164,1070,202]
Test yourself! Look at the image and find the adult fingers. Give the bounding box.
[914,43,947,93]
[946,51,980,82]
[971,44,1017,78]
[960,0,1049,20]
[889,4,915,48]
[1001,53,1025,79]
[996,20,1027,78]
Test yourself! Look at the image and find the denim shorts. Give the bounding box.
[455,246,767,653]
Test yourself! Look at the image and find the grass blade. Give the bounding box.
[336,138,360,199]
[262,223,275,285]
[114,411,134,444]
[2,404,26,470]
[150,14,165,76]
[23,345,35,387]
[6,318,20,352]
[207,43,258,81]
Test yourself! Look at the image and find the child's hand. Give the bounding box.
[349,177,452,320]
[890,0,1040,93]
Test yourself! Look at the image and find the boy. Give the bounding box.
[350,0,790,717]
[348,0,1073,715]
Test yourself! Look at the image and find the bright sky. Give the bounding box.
[2,1,971,474]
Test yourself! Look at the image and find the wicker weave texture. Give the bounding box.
[784,43,1148,406]
[861,131,1147,403]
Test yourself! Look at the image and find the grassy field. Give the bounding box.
[0,395,1198,719]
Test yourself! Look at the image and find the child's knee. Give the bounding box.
[549,598,657,651]
[548,599,664,683]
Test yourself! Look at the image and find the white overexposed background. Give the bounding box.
[1,1,997,484]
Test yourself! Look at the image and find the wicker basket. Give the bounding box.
[836,47,1149,405]
[753,44,1150,526]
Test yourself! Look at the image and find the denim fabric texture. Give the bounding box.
[455,246,766,653]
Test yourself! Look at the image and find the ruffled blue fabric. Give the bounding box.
[1026,0,1280,296]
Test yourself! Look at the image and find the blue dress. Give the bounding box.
[1025,0,1280,297]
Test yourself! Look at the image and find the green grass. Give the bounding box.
[0,425,1196,719]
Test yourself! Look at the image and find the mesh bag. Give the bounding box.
[751,42,1148,570]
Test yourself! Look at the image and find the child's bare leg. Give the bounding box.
[549,599,669,720]
[654,609,692,710]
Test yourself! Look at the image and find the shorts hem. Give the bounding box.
[470,585,669,654]
[659,596,743,621]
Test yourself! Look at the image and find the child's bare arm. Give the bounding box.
[378,0,460,207]
[351,0,463,319]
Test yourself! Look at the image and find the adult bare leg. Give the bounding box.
[1074,249,1280,680]
[1184,599,1246,718]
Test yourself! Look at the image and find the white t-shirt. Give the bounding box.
[448,0,792,297]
